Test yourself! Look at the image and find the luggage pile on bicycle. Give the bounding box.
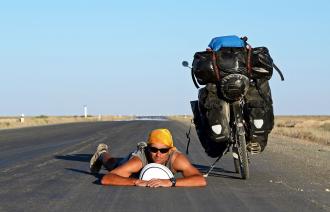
[189,35,284,157]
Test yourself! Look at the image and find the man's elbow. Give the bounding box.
[200,177,207,187]
[100,175,111,185]
[192,175,207,187]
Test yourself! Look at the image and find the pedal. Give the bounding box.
[247,142,261,155]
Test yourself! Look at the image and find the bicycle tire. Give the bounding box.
[232,147,240,173]
[237,133,249,179]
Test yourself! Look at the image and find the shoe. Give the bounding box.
[137,141,147,150]
[90,143,108,174]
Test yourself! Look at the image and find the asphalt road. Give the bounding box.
[0,120,329,212]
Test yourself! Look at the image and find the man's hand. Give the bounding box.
[134,179,172,187]
[146,179,172,188]
[134,179,148,187]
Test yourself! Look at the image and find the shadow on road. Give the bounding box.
[193,164,241,179]
[57,154,125,183]
[65,168,105,185]
[55,154,92,162]
[65,168,94,175]
[56,154,241,180]
[56,154,106,184]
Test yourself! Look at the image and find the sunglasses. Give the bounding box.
[148,146,170,154]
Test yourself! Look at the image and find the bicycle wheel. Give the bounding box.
[232,147,240,173]
[237,133,249,179]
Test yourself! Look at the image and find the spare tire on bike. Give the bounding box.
[219,74,250,102]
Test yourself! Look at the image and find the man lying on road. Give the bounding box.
[90,128,207,187]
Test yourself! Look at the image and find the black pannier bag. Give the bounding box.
[192,51,217,85]
[251,47,274,80]
[191,100,228,158]
[198,84,230,143]
[192,48,249,85]
[243,79,274,151]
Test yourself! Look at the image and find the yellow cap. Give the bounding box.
[147,128,175,149]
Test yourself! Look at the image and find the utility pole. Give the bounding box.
[84,105,87,118]
[20,113,25,123]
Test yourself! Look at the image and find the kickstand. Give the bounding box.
[203,147,229,177]
[203,155,222,177]
[185,119,193,155]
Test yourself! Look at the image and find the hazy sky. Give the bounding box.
[1,0,329,116]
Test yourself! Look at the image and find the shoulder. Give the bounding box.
[127,155,144,169]
[171,150,183,159]
[171,152,193,170]
[134,148,150,166]
[171,152,203,178]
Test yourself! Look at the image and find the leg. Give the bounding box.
[90,143,117,174]
[99,152,119,171]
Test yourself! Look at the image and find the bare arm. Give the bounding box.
[172,153,207,187]
[144,153,207,188]
[101,156,145,186]
[101,153,206,187]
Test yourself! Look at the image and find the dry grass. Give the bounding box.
[272,116,330,145]
[169,115,330,145]
[0,115,135,130]
[2,115,329,145]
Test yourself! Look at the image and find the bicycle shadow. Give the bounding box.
[192,164,241,179]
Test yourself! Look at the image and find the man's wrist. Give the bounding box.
[170,177,176,187]
[133,179,138,186]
